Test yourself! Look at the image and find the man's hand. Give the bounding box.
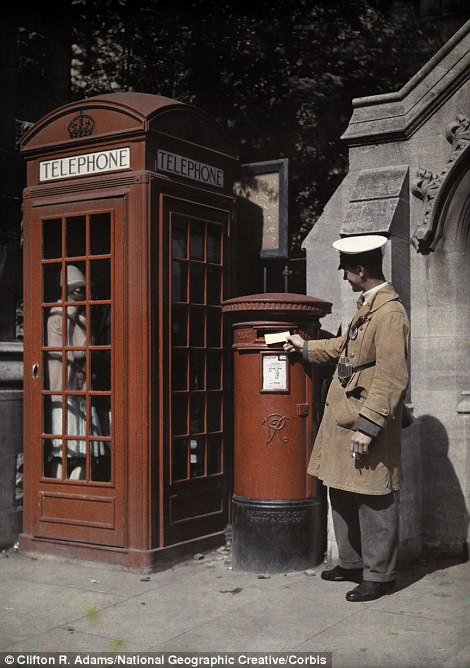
[283,334,305,354]
[350,431,373,458]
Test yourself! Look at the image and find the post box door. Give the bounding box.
[27,198,125,546]
[160,196,231,545]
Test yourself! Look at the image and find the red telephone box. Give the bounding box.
[20,92,238,569]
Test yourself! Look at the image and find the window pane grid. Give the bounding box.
[41,212,113,483]
[170,214,224,484]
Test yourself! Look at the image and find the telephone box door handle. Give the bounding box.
[297,403,309,417]
[32,363,40,380]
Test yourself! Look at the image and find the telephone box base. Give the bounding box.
[232,496,325,573]
[18,531,225,573]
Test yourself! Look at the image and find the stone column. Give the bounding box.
[0,342,23,548]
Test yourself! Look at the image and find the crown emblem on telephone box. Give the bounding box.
[68,111,95,138]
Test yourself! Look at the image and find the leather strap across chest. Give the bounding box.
[351,360,376,373]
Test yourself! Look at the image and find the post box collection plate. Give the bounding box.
[261,353,288,392]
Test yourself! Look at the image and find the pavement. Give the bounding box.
[0,541,469,668]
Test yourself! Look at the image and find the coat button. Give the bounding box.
[350,353,355,358]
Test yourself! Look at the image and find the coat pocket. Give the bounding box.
[329,381,365,430]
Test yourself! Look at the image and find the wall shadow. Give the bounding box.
[395,413,468,591]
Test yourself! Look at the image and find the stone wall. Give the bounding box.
[304,21,470,559]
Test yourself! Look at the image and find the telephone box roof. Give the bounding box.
[20,91,237,157]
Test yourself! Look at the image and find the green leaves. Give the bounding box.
[71,0,449,252]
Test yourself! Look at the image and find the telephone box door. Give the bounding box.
[25,197,125,547]
[160,196,231,546]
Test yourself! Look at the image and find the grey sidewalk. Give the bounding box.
[0,544,469,667]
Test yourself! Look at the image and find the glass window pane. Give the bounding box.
[66,396,87,435]
[190,262,205,304]
[66,303,87,346]
[190,221,204,260]
[91,304,111,346]
[172,217,188,258]
[172,395,188,435]
[172,349,188,391]
[207,435,222,475]
[190,436,205,478]
[190,350,205,390]
[207,351,222,390]
[44,394,63,434]
[90,213,111,255]
[90,351,111,391]
[190,307,205,347]
[43,439,62,479]
[65,262,86,300]
[45,348,64,393]
[91,395,111,436]
[66,441,86,479]
[66,345,86,391]
[66,216,86,257]
[172,305,187,346]
[45,306,63,354]
[207,394,221,432]
[172,438,188,481]
[91,441,112,482]
[172,261,188,302]
[206,309,221,348]
[207,266,222,305]
[207,225,222,264]
[42,438,62,479]
[43,263,62,303]
[43,219,62,259]
[190,395,205,433]
[90,259,110,300]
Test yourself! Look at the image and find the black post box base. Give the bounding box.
[231,495,325,573]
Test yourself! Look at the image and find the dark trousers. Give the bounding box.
[329,487,398,583]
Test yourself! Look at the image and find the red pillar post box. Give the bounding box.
[222,293,332,572]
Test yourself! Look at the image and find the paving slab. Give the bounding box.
[0,610,53,649]
[151,621,306,653]
[0,547,468,666]
[294,607,468,668]
[1,551,195,596]
[368,569,469,626]
[3,627,141,653]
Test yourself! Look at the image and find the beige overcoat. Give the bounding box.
[305,284,410,495]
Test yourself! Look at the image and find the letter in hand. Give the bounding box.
[283,334,305,354]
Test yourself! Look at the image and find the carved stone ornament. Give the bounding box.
[411,114,470,253]
[68,110,95,138]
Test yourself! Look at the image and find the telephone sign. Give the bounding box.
[39,147,130,181]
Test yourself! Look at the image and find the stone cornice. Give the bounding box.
[342,21,470,146]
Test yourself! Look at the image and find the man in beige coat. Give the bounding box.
[284,235,410,602]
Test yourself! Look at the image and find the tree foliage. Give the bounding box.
[70,0,452,251]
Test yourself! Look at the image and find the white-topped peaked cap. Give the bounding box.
[332,235,388,254]
[64,265,86,289]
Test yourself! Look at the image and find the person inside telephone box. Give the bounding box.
[46,264,107,480]
[284,234,410,602]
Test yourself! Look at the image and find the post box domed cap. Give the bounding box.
[332,235,387,254]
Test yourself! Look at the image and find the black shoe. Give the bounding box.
[346,580,394,602]
[321,565,363,583]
